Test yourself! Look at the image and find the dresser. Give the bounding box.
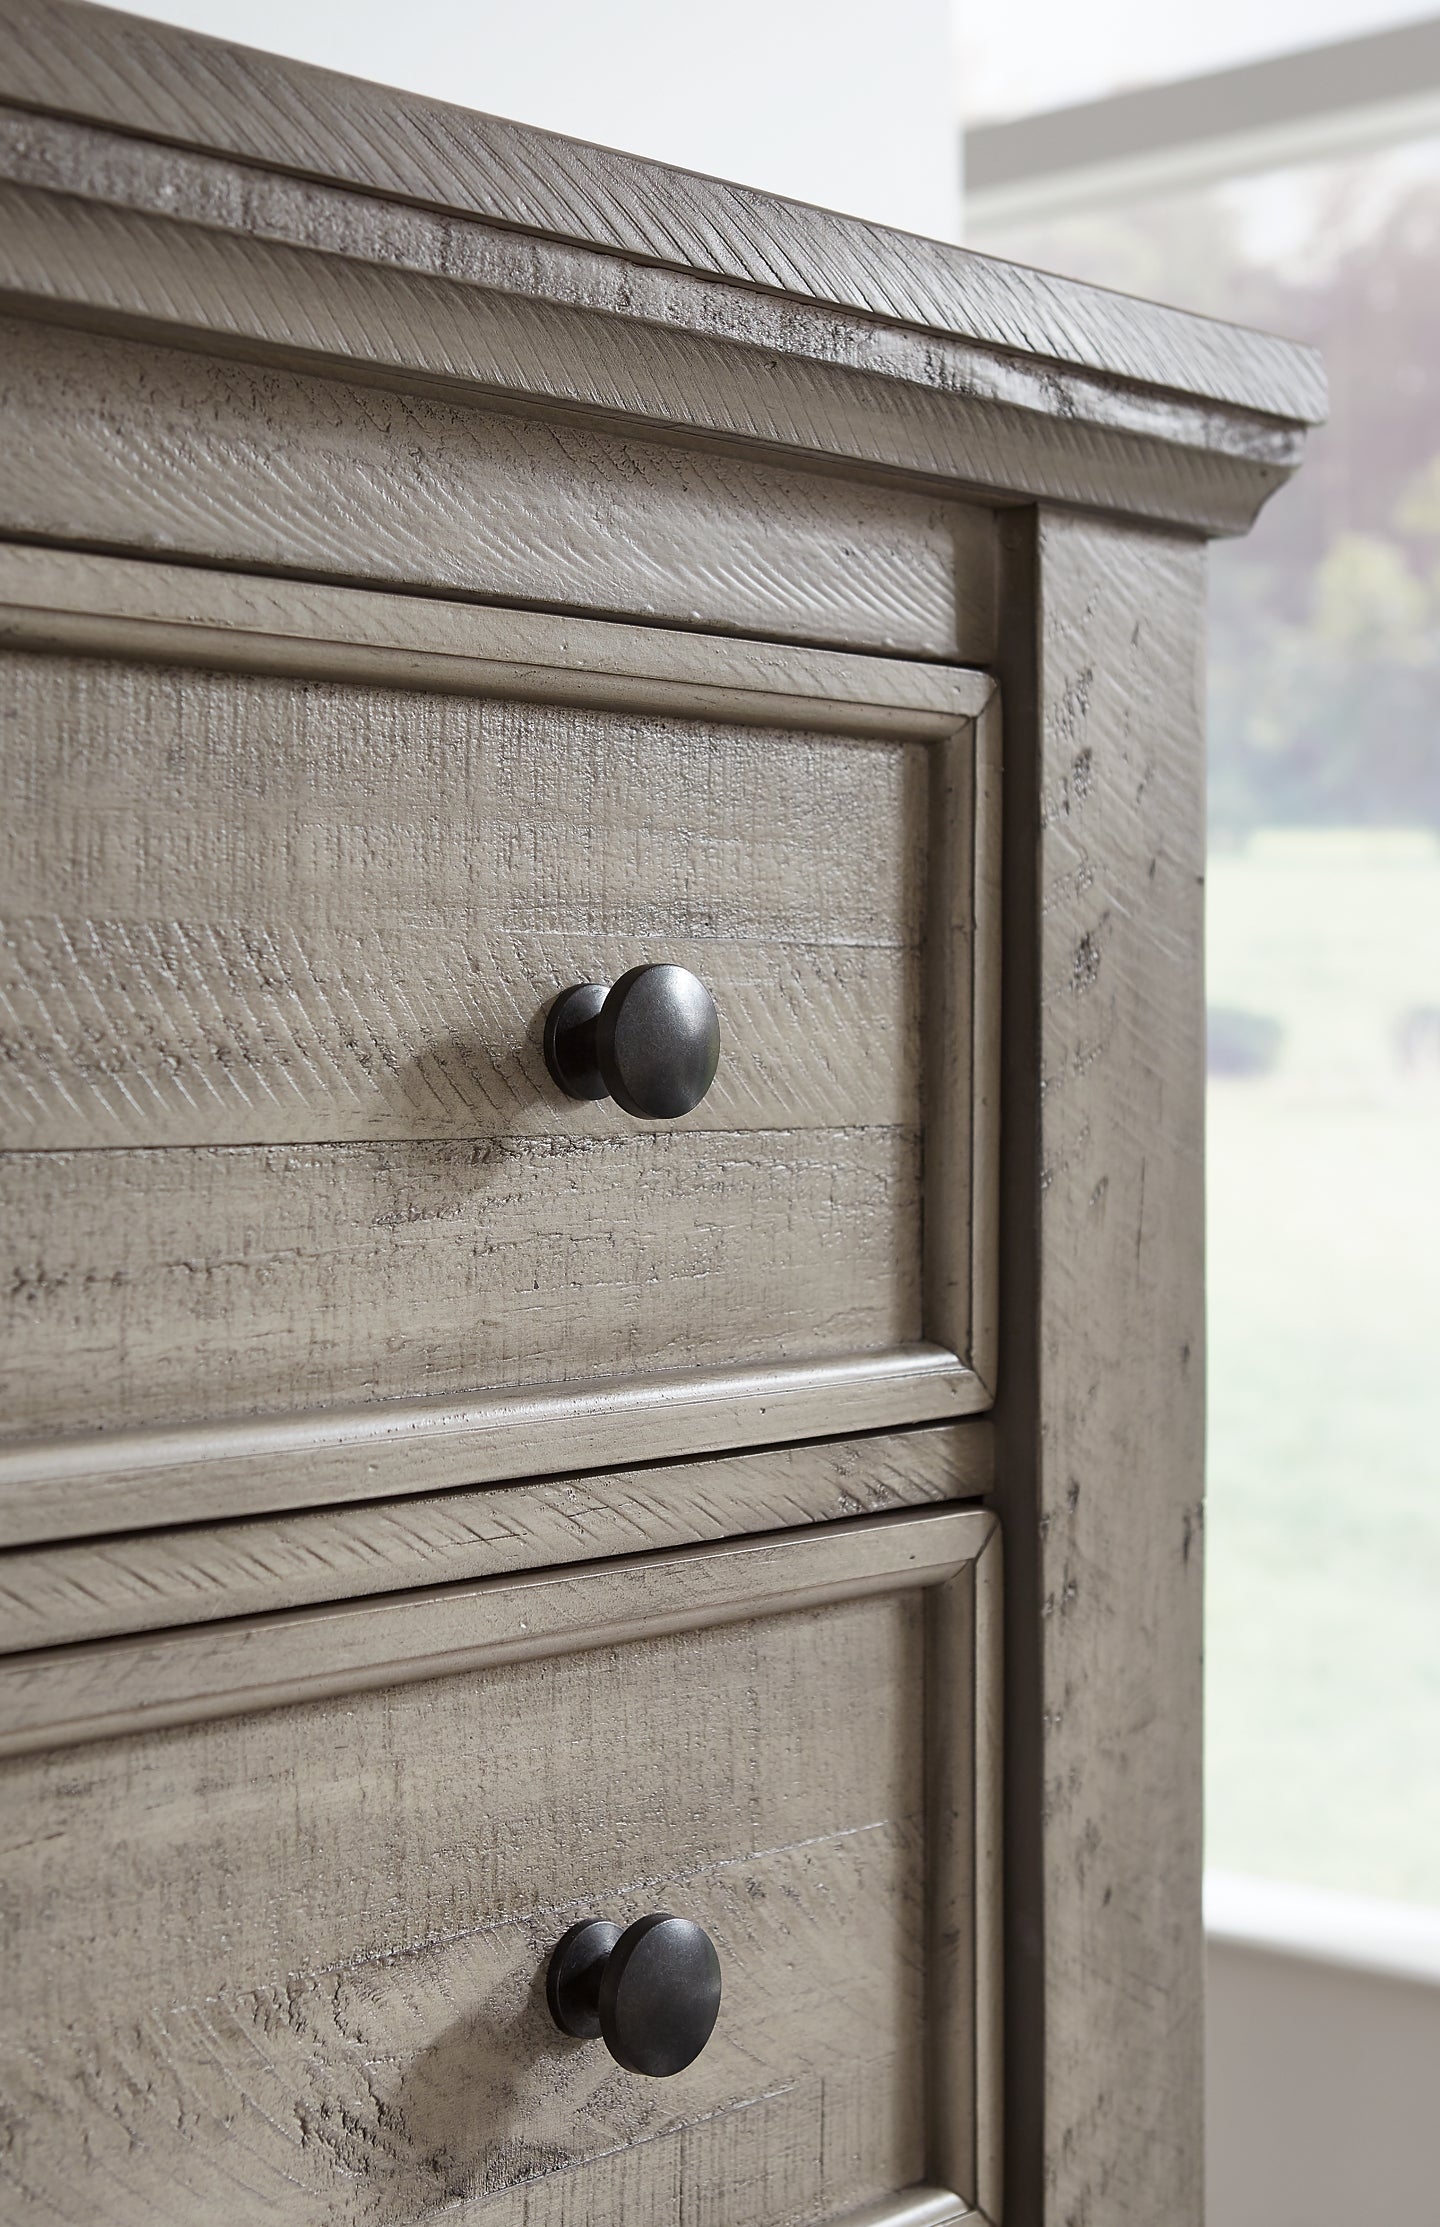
[0,7,1323,2223]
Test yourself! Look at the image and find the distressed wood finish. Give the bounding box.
[0,164,1306,539]
[0,1507,1001,2227]
[0,312,995,662]
[0,552,998,1518]
[0,1422,994,1651]
[0,7,1323,424]
[0,1348,979,1553]
[0,545,989,736]
[0,10,1326,2223]
[1,1127,923,1437]
[994,512,1209,2227]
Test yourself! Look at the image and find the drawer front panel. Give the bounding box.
[1,655,923,1150]
[0,311,996,664]
[0,1507,1000,2227]
[0,552,998,1537]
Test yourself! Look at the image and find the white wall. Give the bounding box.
[117,0,961,240]
[1207,1876,1440,2225]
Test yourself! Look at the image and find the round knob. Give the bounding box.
[543,964,720,1119]
[546,1913,722,2077]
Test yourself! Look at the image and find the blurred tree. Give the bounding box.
[979,154,1440,833]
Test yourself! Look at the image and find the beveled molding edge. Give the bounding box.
[0,0,1325,430]
[0,1422,997,1653]
[0,106,1316,533]
[831,2187,985,2227]
[0,545,993,738]
[0,1498,995,1745]
[0,1344,989,1550]
[0,548,1000,1550]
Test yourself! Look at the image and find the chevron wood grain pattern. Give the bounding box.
[0,559,998,1496]
[0,909,917,1143]
[0,313,994,661]
[0,547,990,736]
[0,1508,1000,2224]
[0,1420,993,1650]
[0,0,1324,426]
[0,641,930,1131]
[0,161,1307,538]
[0,1346,982,1552]
[0,12,1311,2225]
[0,1500,997,1749]
[0,1599,928,2222]
[0,1122,921,1441]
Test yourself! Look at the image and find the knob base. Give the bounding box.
[546,1918,621,2038]
[543,982,609,1100]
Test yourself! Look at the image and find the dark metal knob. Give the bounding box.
[546,1913,722,2077]
[543,964,720,1119]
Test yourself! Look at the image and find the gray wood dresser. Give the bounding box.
[0,7,1323,2223]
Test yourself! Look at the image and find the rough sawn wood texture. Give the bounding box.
[0,1421,994,1650]
[0,308,997,662]
[0,10,1324,2227]
[0,1507,1001,2227]
[995,513,1210,2227]
[0,1,1324,423]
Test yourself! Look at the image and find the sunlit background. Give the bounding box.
[961,3,1440,1919]
[105,0,1440,2210]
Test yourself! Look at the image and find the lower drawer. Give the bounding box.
[0,1506,999,2227]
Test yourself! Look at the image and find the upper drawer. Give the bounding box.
[0,315,996,665]
[0,549,998,1544]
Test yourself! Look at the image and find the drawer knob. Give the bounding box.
[543,964,720,1119]
[546,1912,722,2076]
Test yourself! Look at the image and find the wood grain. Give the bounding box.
[0,1507,1000,2225]
[0,2,1325,426]
[0,546,991,736]
[0,559,997,1509]
[0,1345,983,1552]
[0,165,1306,538]
[0,13,1292,2221]
[0,312,993,661]
[0,616,933,1428]
[0,1496,996,1745]
[0,915,917,1144]
[0,1599,926,2221]
[994,511,1206,2227]
[0,600,947,1153]
[0,1420,994,1650]
[0,1123,921,1439]
[924,694,1002,1397]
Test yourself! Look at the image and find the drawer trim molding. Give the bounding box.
[0,551,1000,1541]
[830,2188,984,2227]
[0,544,991,738]
[0,1500,995,1742]
[0,1344,985,1548]
[0,1423,995,1651]
[0,1502,1002,2224]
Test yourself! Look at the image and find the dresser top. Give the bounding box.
[0,0,1325,528]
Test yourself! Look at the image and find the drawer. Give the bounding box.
[0,550,999,1544]
[0,315,997,664]
[0,1505,1000,2227]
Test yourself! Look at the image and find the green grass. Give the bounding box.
[1205,834,1440,1906]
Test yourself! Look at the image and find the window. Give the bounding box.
[964,26,1440,1912]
